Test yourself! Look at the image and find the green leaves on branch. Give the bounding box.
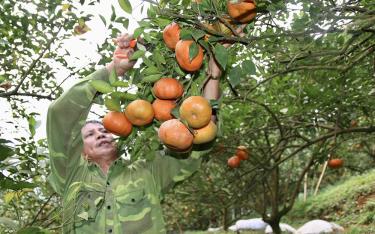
[118,0,132,14]
[227,60,256,88]
[0,139,14,161]
[213,44,228,70]
[130,50,145,60]
[189,42,199,62]
[0,172,36,191]
[90,80,114,94]
[104,97,121,112]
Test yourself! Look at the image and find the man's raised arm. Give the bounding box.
[46,34,135,195]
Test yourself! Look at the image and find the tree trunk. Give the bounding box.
[222,207,229,230]
[268,217,282,234]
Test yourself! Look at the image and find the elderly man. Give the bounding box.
[46,34,220,233]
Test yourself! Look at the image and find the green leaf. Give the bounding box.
[192,29,206,41]
[171,107,180,119]
[28,115,36,137]
[130,50,145,60]
[133,27,144,39]
[0,142,14,161]
[227,65,242,88]
[153,18,171,28]
[213,44,228,70]
[153,51,166,64]
[0,173,36,191]
[110,5,116,21]
[142,66,160,76]
[0,75,6,82]
[104,97,121,112]
[118,0,132,14]
[109,69,118,85]
[111,80,129,87]
[90,80,114,94]
[111,92,138,101]
[189,42,199,62]
[99,15,106,26]
[241,60,256,75]
[142,74,162,83]
[180,28,193,40]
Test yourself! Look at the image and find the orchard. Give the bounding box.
[0,0,375,233]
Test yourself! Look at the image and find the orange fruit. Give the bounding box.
[228,155,241,168]
[180,96,212,129]
[129,39,137,48]
[236,145,249,160]
[175,40,204,72]
[153,78,184,99]
[152,99,176,122]
[193,121,217,144]
[102,111,133,137]
[124,99,154,126]
[158,119,194,151]
[328,158,344,169]
[227,0,257,24]
[163,22,180,50]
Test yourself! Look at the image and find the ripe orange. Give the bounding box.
[124,99,154,126]
[193,121,217,144]
[175,40,204,72]
[228,155,241,168]
[163,22,180,50]
[328,158,344,169]
[180,96,212,129]
[102,111,133,137]
[236,145,249,160]
[152,99,176,122]
[227,0,257,24]
[152,78,184,99]
[158,119,194,151]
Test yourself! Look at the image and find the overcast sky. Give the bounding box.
[0,0,149,141]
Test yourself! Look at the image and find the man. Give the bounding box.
[46,34,220,233]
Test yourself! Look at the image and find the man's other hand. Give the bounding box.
[106,33,137,76]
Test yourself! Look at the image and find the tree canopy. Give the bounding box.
[0,0,374,233]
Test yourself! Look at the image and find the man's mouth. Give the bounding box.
[97,140,112,147]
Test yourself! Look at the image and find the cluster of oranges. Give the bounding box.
[163,22,204,72]
[227,146,249,168]
[102,77,217,152]
[103,0,258,153]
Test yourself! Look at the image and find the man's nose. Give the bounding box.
[96,131,106,139]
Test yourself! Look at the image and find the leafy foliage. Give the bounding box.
[1,0,375,233]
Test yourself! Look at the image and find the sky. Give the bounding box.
[0,0,149,141]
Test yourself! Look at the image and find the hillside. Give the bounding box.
[287,169,375,233]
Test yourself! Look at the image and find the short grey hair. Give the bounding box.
[84,120,103,127]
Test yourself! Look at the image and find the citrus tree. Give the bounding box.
[103,0,374,233]
[1,0,375,233]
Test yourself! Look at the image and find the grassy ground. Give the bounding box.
[184,170,375,234]
[286,169,375,234]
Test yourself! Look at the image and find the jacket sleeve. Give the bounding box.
[46,68,109,195]
[150,145,212,195]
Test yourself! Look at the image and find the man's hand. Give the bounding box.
[106,33,137,76]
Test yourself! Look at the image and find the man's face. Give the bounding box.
[81,123,117,161]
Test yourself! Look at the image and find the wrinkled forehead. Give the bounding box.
[81,122,104,135]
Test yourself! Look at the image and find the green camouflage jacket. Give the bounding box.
[47,68,207,233]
